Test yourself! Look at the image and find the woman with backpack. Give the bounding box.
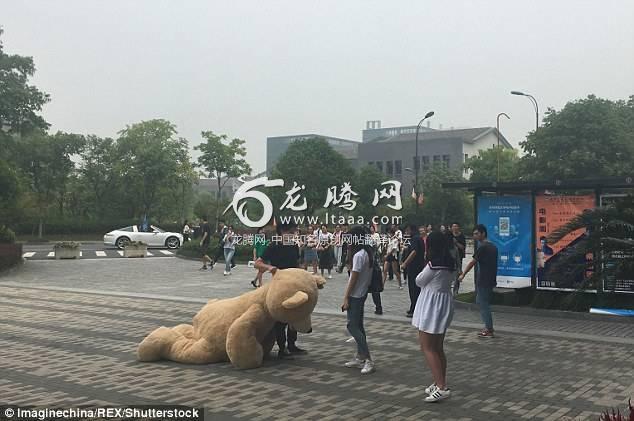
[341,225,376,375]
[412,231,456,402]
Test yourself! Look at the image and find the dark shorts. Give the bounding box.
[386,253,397,263]
[201,242,210,256]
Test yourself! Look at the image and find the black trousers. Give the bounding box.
[371,292,382,311]
[275,322,297,350]
[407,269,421,313]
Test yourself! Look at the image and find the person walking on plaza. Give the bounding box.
[401,224,426,318]
[255,222,307,357]
[199,217,213,270]
[182,220,191,243]
[458,224,498,338]
[333,225,343,272]
[383,227,402,289]
[222,225,237,276]
[449,222,466,296]
[318,224,334,279]
[303,225,319,274]
[251,227,269,288]
[342,226,376,375]
[412,231,456,402]
[369,224,384,315]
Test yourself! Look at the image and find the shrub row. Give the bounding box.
[9,219,184,236]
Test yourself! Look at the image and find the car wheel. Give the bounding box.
[116,236,131,249]
[166,236,180,249]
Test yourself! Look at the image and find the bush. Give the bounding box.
[0,225,16,244]
[54,241,81,249]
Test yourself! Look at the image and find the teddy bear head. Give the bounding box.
[265,268,326,333]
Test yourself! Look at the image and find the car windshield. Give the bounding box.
[151,225,165,233]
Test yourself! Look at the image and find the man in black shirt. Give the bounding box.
[400,224,426,317]
[458,224,498,338]
[199,217,213,270]
[255,222,307,357]
[450,222,467,295]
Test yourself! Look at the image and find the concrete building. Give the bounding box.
[266,134,359,175]
[358,127,512,193]
[362,120,436,143]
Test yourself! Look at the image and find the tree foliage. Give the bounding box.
[270,138,355,215]
[465,147,519,182]
[520,95,634,180]
[417,164,472,228]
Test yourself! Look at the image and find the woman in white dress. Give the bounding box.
[412,231,456,403]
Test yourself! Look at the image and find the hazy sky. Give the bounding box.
[3,1,634,173]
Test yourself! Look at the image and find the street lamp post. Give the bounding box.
[415,111,435,217]
[511,90,539,132]
[496,112,510,182]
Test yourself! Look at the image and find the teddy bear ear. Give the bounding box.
[313,275,326,289]
[282,291,309,309]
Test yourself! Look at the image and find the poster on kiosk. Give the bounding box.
[477,195,532,288]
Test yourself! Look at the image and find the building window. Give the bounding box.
[433,155,441,163]
[376,161,383,172]
[442,155,450,168]
[368,161,374,168]
[386,161,393,176]
[413,156,420,171]
[422,156,430,171]
[395,160,402,176]
[464,153,468,162]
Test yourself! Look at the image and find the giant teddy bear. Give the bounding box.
[137,268,326,369]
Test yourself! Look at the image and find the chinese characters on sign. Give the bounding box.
[224,177,403,227]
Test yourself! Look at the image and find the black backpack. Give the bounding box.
[367,250,384,294]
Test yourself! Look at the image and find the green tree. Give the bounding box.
[195,131,251,229]
[78,136,118,218]
[16,130,85,237]
[270,138,355,217]
[354,164,388,220]
[116,119,191,221]
[464,147,519,182]
[418,164,472,227]
[520,95,634,180]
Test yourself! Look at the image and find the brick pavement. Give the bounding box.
[1,258,634,420]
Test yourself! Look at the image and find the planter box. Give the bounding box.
[54,247,80,259]
[124,245,147,258]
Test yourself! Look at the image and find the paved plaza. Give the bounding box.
[1,257,633,420]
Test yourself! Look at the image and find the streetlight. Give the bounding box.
[415,111,434,217]
[511,90,539,132]
[496,112,510,182]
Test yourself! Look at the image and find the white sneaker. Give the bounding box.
[360,360,375,374]
[344,357,365,368]
[425,383,437,394]
[223,271,229,276]
[328,275,332,279]
[345,336,356,343]
[425,388,451,402]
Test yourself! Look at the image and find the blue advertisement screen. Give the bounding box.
[477,195,532,288]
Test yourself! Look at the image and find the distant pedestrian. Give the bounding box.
[222,225,236,276]
[333,225,343,272]
[251,227,269,288]
[400,224,426,318]
[303,225,318,274]
[318,224,334,279]
[182,220,191,243]
[342,225,375,375]
[369,224,384,315]
[458,224,498,338]
[412,231,456,403]
[199,217,213,270]
[449,222,466,296]
[383,227,402,289]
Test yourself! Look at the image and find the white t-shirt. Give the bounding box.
[349,249,372,298]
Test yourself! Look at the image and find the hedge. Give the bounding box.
[10,219,183,237]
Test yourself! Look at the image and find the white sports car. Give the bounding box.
[104,225,183,249]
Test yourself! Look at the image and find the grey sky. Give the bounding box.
[3,1,634,174]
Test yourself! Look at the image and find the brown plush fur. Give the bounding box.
[137,268,326,369]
